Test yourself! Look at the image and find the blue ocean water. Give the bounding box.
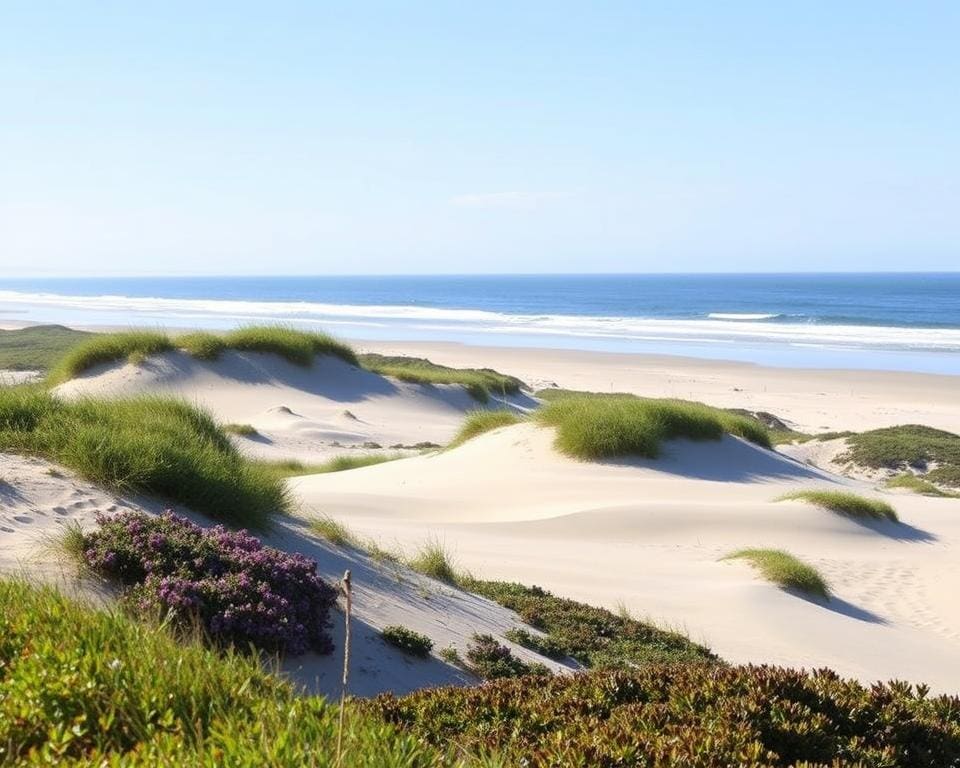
[1,273,959,373]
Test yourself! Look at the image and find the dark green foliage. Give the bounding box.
[778,489,898,521]
[0,387,285,528]
[536,395,771,460]
[841,424,960,488]
[370,665,960,767]
[0,579,445,766]
[503,627,568,660]
[360,353,523,402]
[381,626,434,658]
[465,633,550,680]
[0,325,90,371]
[464,579,717,668]
[449,410,525,447]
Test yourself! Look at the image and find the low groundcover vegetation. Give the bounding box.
[79,511,338,655]
[778,488,899,522]
[359,353,524,402]
[724,548,830,599]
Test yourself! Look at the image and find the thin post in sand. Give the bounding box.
[335,569,352,765]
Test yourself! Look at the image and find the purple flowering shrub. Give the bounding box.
[83,511,338,656]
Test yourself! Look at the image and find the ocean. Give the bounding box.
[1,273,959,374]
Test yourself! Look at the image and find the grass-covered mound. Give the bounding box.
[724,548,829,598]
[448,410,525,447]
[536,395,771,460]
[359,353,524,402]
[464,579,717,668]
[0,387,285,528]
[778,489,898,521]
[0,579,444,767]
[0,324,91,371]
[840,424,960,489]
[371,665,960,767]
[46,326,358,384]
[77,512,338,655]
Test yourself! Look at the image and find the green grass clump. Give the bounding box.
[886,473,960,498]
[310,515,359,547]
[0,325,91,371]
[369,665,960,767]
[724,548,829,599]
[381,626,434,658]
[224,326,358,366]
[778,489,898,522]
[0,387,285,528]
[0,579,445,766]
[222,422,259,437]
[360,353,523,403]
[840,424,960,488]
[464,579,717,669]
[536,395,770,461]
[449,410,525,448]
[408,539,460,585]
[255,452,404,482]
[47,331,174,385]
[176,330,228,360]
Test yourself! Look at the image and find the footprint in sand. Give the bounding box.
[0,526,14,533]
[52,506,69,516]
[13,515,33,524]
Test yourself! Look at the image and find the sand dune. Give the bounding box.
[54,350,533,461]
[292,423,960,692]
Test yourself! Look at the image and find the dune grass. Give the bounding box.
[536,395,771,461]
[724,548,830,599]
[408,539,460,584]
[47,331,175,384]
[222,422,259,437]
[0,324,92,372]
[359,353,524,402]
[839,424,960,488]
[885,473,960,498]
[256,452,405,482]
[778,489,898,522]
[45,326,359,384]
[0,386,285,528]
[449,410,525,448]
[310,515,360,547]
[0,578,445,766]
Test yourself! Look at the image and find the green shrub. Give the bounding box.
[176,330,228,360]
[465,634,550,680]
[223,326,357,366]
[47,331,174,384]
[778,489,898,521]
[0,579,444,766]
[360,354,523,402]
[369,665,960,767]
[449,410,524,448]
[464,579,716,669]
[724,548,829,598]
[535,395,770,461]
[840,424,960,488]
[381,626,434,658]
[503,627,568,660]
[0,387,285,528]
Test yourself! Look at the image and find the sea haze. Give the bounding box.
[1,273,958,374]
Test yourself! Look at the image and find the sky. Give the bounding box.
[1,2,958,276]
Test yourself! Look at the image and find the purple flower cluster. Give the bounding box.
[83,511,338,656]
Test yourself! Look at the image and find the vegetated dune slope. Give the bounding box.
[0,451,570,699]
[53,350,533,461]
[292,422,960,692]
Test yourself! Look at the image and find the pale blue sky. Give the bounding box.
[2,2,958,275]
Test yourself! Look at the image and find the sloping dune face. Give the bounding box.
[291,423,960,692]
[53,350,524,461]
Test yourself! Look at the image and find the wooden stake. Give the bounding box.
[335,570,352,765]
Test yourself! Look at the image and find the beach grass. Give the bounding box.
[175,330,228,360]
[223,325,358,366]
[0,578,443,766]
[778,489,898,522]
[255,452,404,482]
[0,386,285,528]
[840,424,960,488]
[723,548,829,598]
[222,422,259,437]
[449,410,525,448]
[408,538,460,584]
[47,331,175,384]
[885,473,960,498]
[0,325,91,372]
[359,353,524,402]
[536,395,771,461]
[310,515,359,547]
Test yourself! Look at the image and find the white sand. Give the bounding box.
[5,338,960,694]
